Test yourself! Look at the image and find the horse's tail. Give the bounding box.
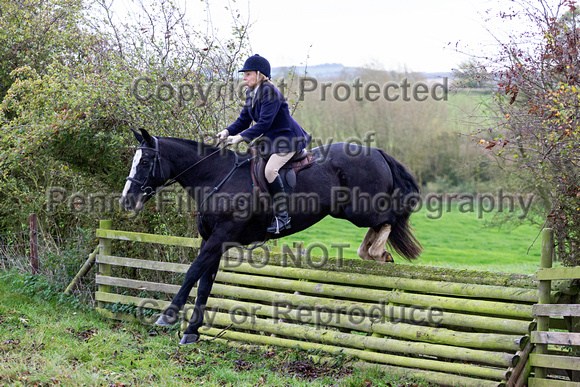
[379,149,423,261]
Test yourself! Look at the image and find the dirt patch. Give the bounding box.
[234,359,254,371]
[271,360,353,381]
[66,327,98,341]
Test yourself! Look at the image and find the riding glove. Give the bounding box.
[226,134,244,145]
[217,129,229,142]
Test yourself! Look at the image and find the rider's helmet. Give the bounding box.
[239,54,271,79]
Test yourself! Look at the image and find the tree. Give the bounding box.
[476,0,580,265]
[452,59,492,89]
[0,0,87,104]
[0,0,250,240]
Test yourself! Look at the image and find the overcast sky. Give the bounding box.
[195,0,541,73]
[114,0,555,73]
[241,0,494,72]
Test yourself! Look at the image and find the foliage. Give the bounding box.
[472,0,580,265]
[291,69,497,191]
[0,0,249,254]
[452,59,493,89]
[1,269,88,310]
[0,0,88,104]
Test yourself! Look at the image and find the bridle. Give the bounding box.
[126,136,167,200]
[125,134,268,250]
[125,136,255,205]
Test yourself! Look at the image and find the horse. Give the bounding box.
[120,128,422,345]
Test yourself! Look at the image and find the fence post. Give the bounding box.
[535,227,554,379]
[29,213,38,275]
[98,220,112,308]
[64,247,99,294]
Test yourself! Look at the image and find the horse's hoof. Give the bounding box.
[179,333,200,345]
[383,251,394,263]
[155,313,178,327]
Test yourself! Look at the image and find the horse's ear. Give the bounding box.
[131,128,143,143]
[139,128,154,147]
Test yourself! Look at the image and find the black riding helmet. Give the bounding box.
[239,54,271,79]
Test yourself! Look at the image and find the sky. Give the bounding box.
[113,0,556,73]
[188,0,533,73]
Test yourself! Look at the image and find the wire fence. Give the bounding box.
[0,216,202,306]
[0,222,98,304]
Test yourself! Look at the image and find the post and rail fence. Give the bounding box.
[527,228,580,386]
[60,220,579,386]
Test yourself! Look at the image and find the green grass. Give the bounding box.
[279,204,543,274]
[0,271,433,387]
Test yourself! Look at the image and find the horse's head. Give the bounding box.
[119,128,168,212]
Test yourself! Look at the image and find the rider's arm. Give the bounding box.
[239,85,280,141]
[226,92,253,135]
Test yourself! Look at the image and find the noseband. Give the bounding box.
[126,136,166,199]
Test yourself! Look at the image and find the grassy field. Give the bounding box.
[0,272,433,387]
[279,204,544,274]
[0,193,544,385]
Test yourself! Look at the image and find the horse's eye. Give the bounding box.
[141,159,149,165]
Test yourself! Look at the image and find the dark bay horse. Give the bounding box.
[120,128,422,345]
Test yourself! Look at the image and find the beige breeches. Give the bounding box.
[265,152,296,183]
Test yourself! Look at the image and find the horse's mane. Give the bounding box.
[161,136,250,160]
[162,136,210,148]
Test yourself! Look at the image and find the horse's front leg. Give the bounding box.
[155,237,221,328]
[180,258,220,345]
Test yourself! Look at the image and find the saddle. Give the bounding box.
[250,148,315,194]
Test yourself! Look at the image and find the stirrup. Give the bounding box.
[268,216,291,234]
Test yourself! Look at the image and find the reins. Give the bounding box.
[197,151,254,211]
[129,136,257,212]
[129,138,227,199]
[194,134,263,212]
[161,143,231,192]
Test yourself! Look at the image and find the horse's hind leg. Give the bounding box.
[368,224,393,262]
[357,228,376,260]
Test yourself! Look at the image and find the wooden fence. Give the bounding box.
[527,229,580,386]
[87,220,579,387]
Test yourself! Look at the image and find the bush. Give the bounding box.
[467,0,580,265]
[0,0,250,285]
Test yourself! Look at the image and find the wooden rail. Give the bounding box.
[526,228,580,387]
[88,221,577,387]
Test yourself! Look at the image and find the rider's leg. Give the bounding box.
[265,152,295,234]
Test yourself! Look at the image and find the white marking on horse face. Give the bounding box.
[121,149,142,198]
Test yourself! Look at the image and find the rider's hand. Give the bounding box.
[217,129,229,142]
[226,134,244,145]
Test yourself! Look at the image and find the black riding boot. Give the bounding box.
[267,175,291,234]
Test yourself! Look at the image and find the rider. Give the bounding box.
[218,54,311,234]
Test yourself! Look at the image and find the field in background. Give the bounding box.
[279,205,543,274]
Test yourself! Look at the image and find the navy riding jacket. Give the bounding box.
[226,82,311,154]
